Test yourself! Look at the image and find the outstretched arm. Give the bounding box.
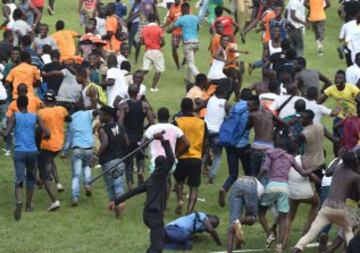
[204,218,222,245]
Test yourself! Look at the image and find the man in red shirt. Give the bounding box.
[336,102,360,151]
[212,6,240,42]
[141,14,165,92]
[164,0,183,70]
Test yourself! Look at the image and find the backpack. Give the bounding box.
[218,102,249,147]
[89,82,107,106]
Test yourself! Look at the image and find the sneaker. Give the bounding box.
[48,200,60,212]
[95,164,102,169]
[274,243,283,253]
[233,219,244,243]
[150,87,159,92]
[13,201,23,221]
[266,232,276,248]
[218,189,226,207]
[56,183,64,192]
[290,247,302,253]
[85,185,92,197]
[3,149,11,157]
[317,43,324,56]
[71,198,79,207]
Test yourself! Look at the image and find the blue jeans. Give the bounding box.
[222,145,252,191]
[228,177,259,227]
[128,22,139,52]
[13,151,38,189]
[71,148,93,199]
[198,0,209,21]
[102,159,126,202]
[205,132,223,179]
[250,148,266,176]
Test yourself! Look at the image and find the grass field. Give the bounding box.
[0,1,346,252]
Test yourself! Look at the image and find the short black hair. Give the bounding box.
[120,61,131,72]
[157,107,170,122]
[240,88,252,101]
[195,73,207,85]
[56,20,65,30]
[181,2,190,9]
[181,97,193,112]
[215,5,223,16]
[20,51,31,63]
[128,83,139,97]
[249,95,260,106]
[285,48,297,60]
[303,109,315,120]
[294,99,306,112]
[13,9,22,20]
[107,54,118,68]
[306,87,318,99]
[20,35,32,47]
[100,106,115,117]
[336,69,346,77]
[3,29,12,39]
[17,95,28,110]
[268,80,279,93]
[50,49,60,60]
[342,151,358,169]
[42,44,52,54]
[296,57,306,67]
[76,66,87,78]
[40,23,49,30]
[147,13,157,23]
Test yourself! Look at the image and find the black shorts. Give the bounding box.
[174,158,202,188]
[38,150,60,181]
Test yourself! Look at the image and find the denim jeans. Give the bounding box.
[198,0,209,21]
[71,148,93,199]
[205,132,223,179]
[13,151,38,189]
[102,159,126,202]
[222,145,252,191]
[250,148,266,176]
[289,27,304,57]
[311,20,325,42]
[228,177,259,227]
[128,22,139,53]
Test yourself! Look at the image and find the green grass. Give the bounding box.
[0,1,345,252]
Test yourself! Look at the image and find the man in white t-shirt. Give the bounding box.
[286,0,307,56]
[305,87,339,125]
[338,10,358,65]
[9,9,32,46]
[345,15,360,64]
[144,107,189,173]
[346,52,360,86]
[103,55,126,107]
[269,84,307,119]
[204,86,229,183]
[117,43,130,68]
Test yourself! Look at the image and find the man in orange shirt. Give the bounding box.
[6,84,43,118]
[209,21,224,61]
[37,90,70,211]
[163,0,183,70]
[102,3,122,53]
[141,14,165,92]
[51,20,80,61]
[5,51,41,99]
[305,0,331,55]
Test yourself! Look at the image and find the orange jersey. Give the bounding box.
[51,30,79,60]
[104,15,122,52]
[225,43,238,69]
[210,34,221,60]
[262,10,276,43]
[167,4,182,36]
[6,95,42,117]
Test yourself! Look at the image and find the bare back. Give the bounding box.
[251,109,274,144]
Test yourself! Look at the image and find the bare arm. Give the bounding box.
[324,127,340,143]
[319,72,332,90]
[204,218,222,245]
[36,116,50,139]
[317,93,328,104]
[175,135,190,158]
[143,102,155,125]
[86,85,99,110]
[29,1,42,26]
[289,9,307,26]
[96,128,108,158]
[1,115,15,137]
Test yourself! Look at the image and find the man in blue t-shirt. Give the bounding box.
[164,212,221,250]
[167,2,201,84]
[1,95,49,221]
[68,102,98,206]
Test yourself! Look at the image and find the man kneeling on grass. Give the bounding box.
[115,132,174,253]
[164,212,221,250]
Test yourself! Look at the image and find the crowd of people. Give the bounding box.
[0,0,360,252]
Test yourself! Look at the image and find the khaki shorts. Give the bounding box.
[143,49,165,72]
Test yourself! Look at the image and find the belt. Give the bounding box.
[184,41,199,44]
[72,147,93,150]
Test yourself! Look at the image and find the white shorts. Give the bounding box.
[288,156,314,200]
[143,49,165,72]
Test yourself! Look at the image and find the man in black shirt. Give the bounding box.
[43,50,64,95]
[97,106,129,218]
[115,132,175,253]
[0,30,14,63]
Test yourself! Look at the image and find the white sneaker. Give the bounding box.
[2,149,11,156]
[150,88,159,92]
[48,200,60,212]
[56,183,64,192]
[317,43,324,56]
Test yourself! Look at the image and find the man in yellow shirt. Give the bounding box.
[174,98,207,215]
[318,69,360,154]
[304,0,330,55]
